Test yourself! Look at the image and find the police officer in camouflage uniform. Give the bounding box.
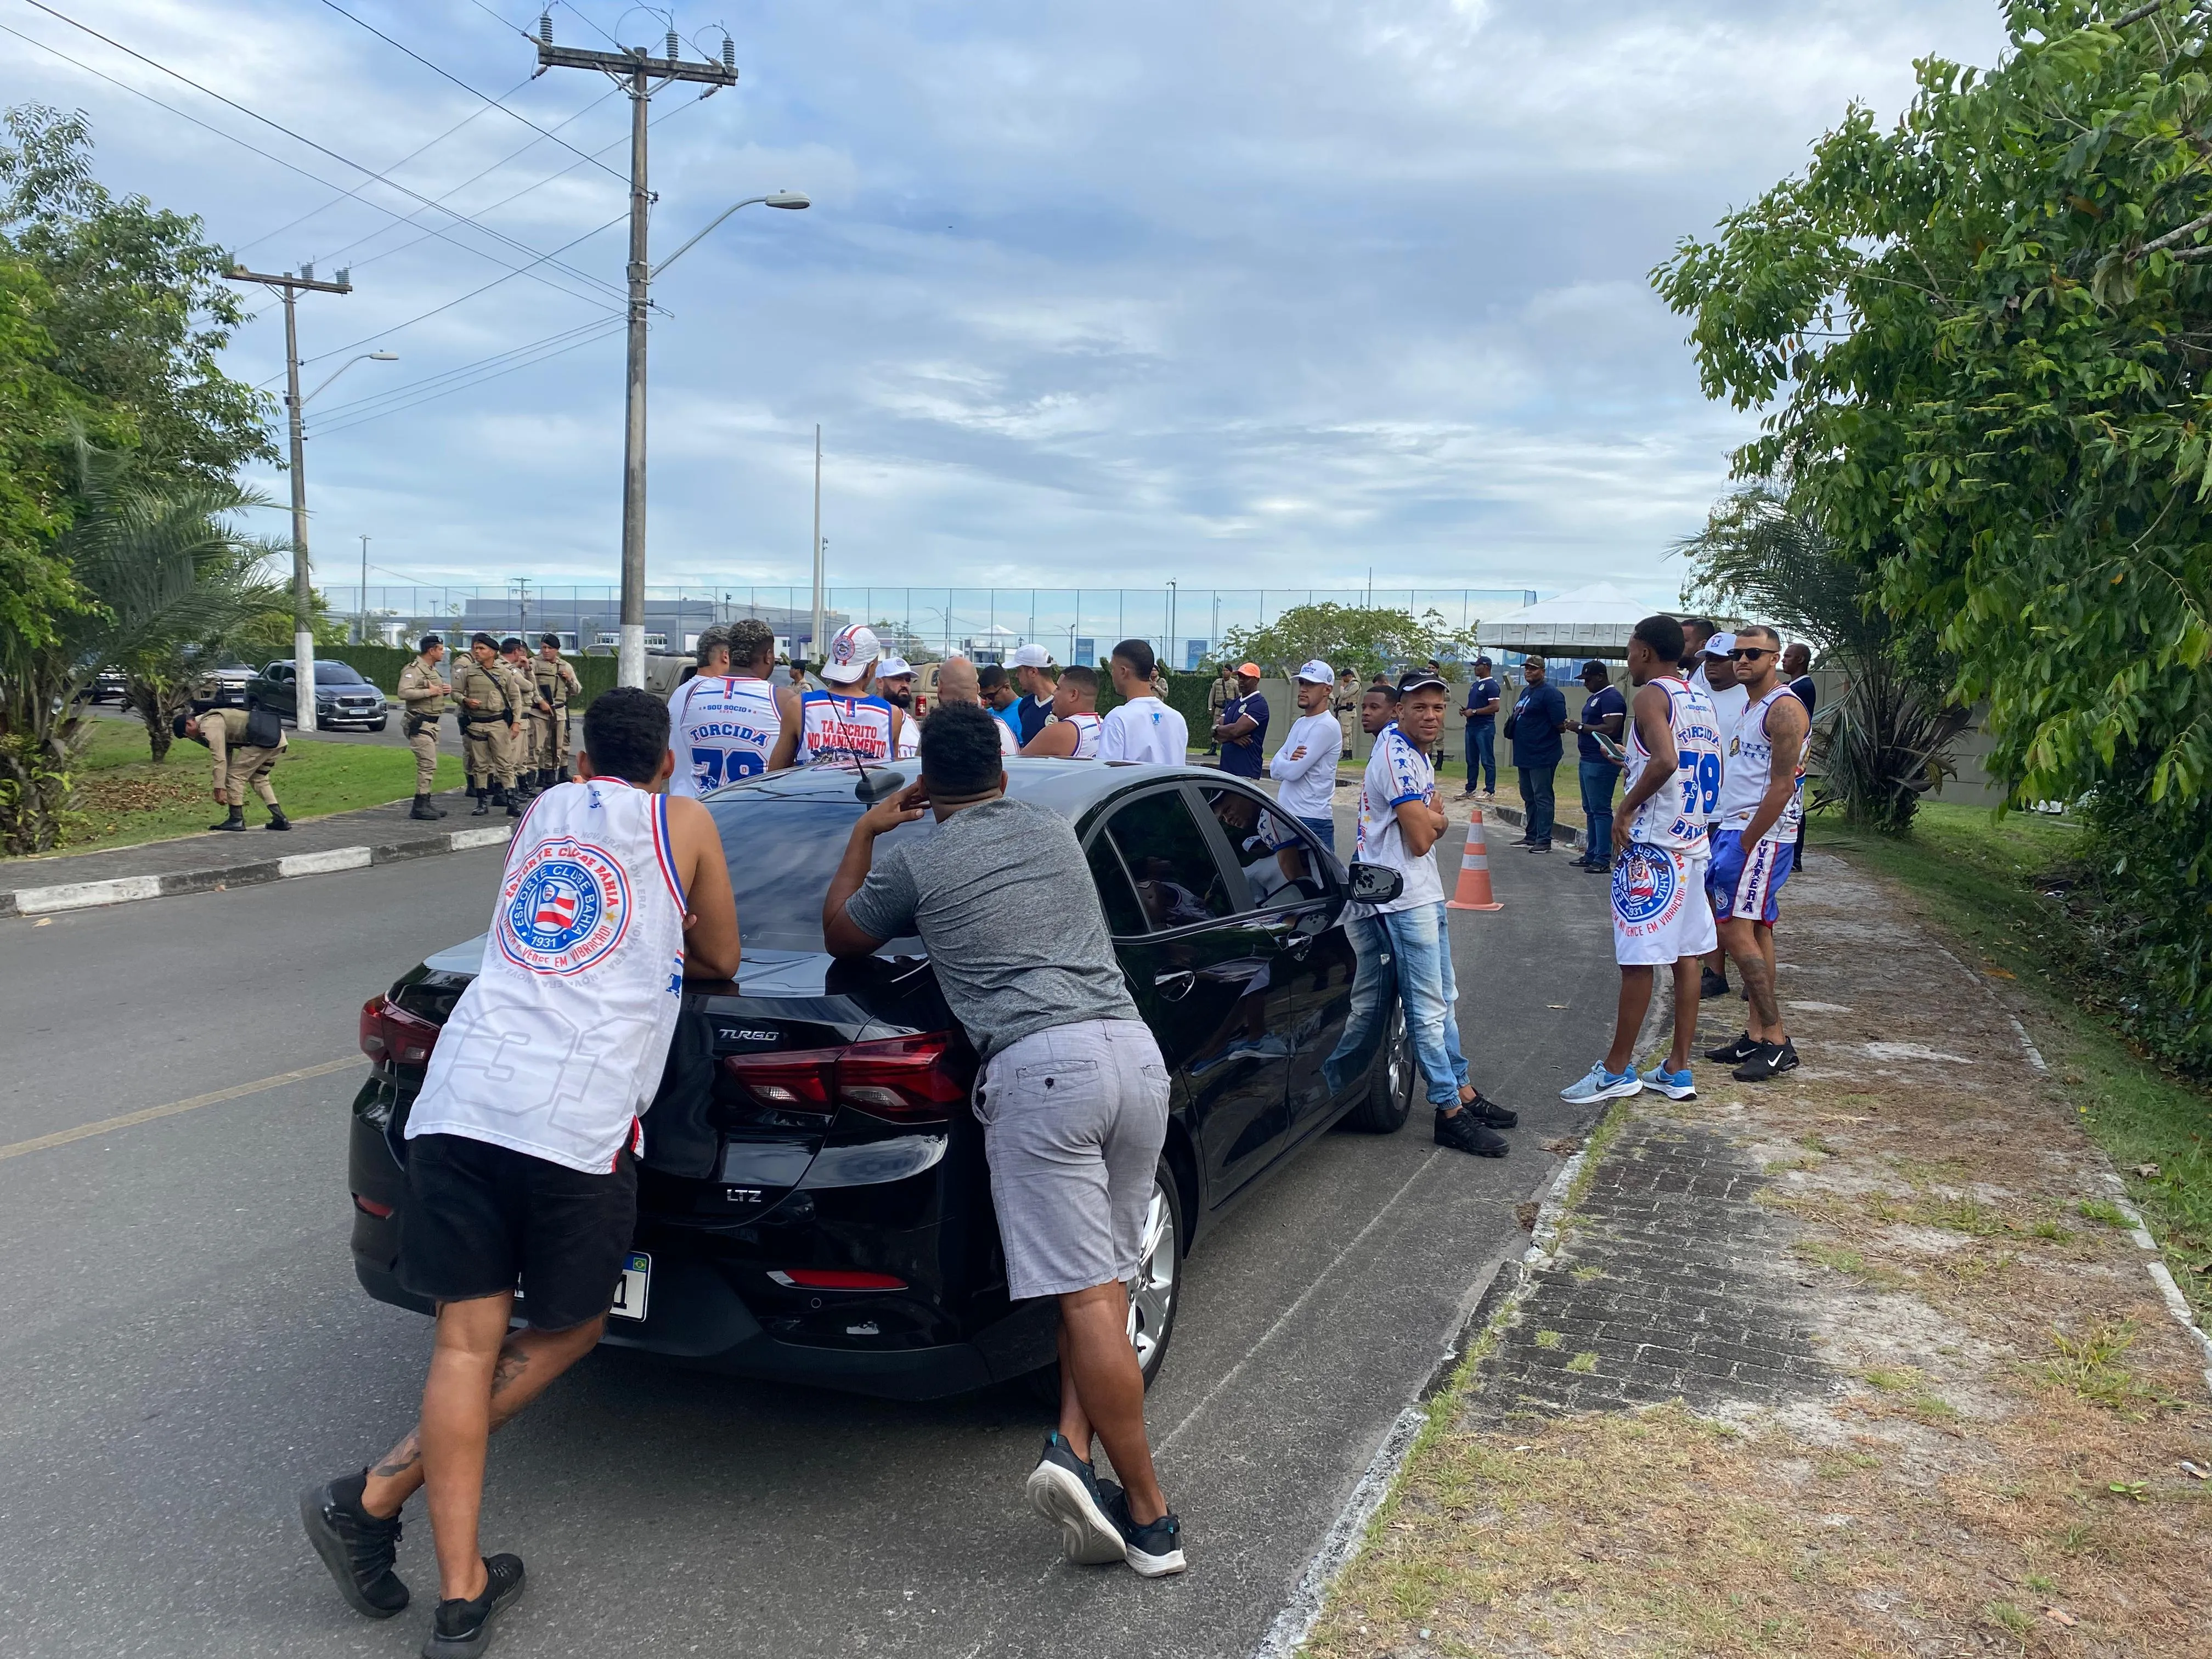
[450,633,518,816]
[396,634,451,820]
[497,638,538,806]
[529,633,583,789]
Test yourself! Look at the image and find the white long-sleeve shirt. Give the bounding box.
[1268,711,1342,819]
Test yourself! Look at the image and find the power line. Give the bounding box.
[229,72,536,259]
[312,317,617,422]
[19,1,629,306]
[312,318,625,436]
[317,86,624,272]
[316,0,625,183]
[289,206,631,372]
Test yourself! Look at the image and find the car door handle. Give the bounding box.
[1153,969,1196,1000]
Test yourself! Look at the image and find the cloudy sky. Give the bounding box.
[2,0,2013,608]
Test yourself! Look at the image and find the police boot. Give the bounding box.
[410,793,445,821]
[505,788,524,817]
[266,805,292,832]
[537,768,554,791]
[210,805,246,832]
[556,766,571,785]
[471,787,490,817]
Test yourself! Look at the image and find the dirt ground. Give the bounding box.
[1306,848,2212,1657]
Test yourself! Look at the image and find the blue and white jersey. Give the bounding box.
[1059,712,1103,759]
[797,689,898,764]
[1719,685,1805,842]
[1355,722,1444,913]
[668,675,781,797]
[1623,675,1724,857]
[407,777,687,1173]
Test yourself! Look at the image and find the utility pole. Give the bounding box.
[224,263,353,732]
[512,576,532,635]
[533,21,741,690]
[357,534,370,644]
[810,424,825,673]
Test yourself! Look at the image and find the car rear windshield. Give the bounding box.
[315,662,368,684]
[706,786,936,953]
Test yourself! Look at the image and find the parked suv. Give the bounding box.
[347,760,1413,1400]
[249,659,388,730]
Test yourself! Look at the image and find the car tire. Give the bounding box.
[369,718,388,732]
[1339,1002,1415,1134]
[1021,1156,1184,1406]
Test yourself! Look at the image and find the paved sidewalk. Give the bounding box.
[0,788,504,917]
[1304,847,2212,1657]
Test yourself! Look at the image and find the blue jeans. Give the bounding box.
[1578,759,1617,864]
[1322,911,1389,1094]
[1518,763,1557,845]
[1466,723,1496,791]
[1379,901,1471,1107]
[1297,816,1335,854]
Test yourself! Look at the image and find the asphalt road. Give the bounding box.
[0,809,1618,1659]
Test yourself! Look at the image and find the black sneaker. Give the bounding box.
[1525,842,1551,854]
[1703,1031,1760,1064]
[1731,1039,1801,1082]
[1435,1108,1509,1157]
[422,1554,525,1657]
[1024,1432,1125,1565]
[298,1475,409,1619]
[1463,1090,1518,1129]
[1699,967,1729,1000]
[1105,1489,1187,1577]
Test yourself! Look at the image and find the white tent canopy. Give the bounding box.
[1474,582,1656,659]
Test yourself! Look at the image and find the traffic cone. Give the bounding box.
[1446,808,1503,911]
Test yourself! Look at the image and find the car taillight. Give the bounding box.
[723,1031,966,1122]
[767,1268,909,1290]
[359,995,440,1066]
[352,1193,394,1218]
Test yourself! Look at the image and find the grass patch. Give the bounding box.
[1565,1350,1599,1374]
[1918,1195,2015,1238]
[16,719,461,859]
[1814,802,2212,1316]
[1796,1240,1866,1276]
[2034,1319,2177,1420]
[2076,1198,2134,1231]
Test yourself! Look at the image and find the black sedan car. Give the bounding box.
[348,760,1414,1400]
[249,659,389,729]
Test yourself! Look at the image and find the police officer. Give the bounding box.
[450,633,517,816]
[530,633,583,789]
[496,639,536,808]
[178,706,290,831]
[396,634,451,820]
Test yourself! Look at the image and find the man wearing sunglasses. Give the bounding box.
[1703,626,1808,1081]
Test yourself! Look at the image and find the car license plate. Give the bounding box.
[609,1251,650,1321]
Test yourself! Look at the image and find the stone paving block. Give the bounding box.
[1463,1115,1831,1426]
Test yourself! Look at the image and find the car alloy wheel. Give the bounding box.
[1126,1163,1181,1384]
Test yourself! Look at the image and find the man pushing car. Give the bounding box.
[821,699,1186,1577]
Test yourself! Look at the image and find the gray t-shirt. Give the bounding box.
[842,796,1141,1062]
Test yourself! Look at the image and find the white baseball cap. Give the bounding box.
[1011,642,1052,669]
[1294,659,1334,685]
[1702,630,1739,658]
[877,655,913,678]
[821,622,882,684]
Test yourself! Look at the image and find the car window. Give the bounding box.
[1085,833,1148,938]
[1105,789,1233,931]
[1201,785,1333,909]
[315,662,367,684]
[703,789,932,953]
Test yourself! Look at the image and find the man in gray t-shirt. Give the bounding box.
[823,702,1184,1579]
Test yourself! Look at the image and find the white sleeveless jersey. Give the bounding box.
[797,690,897,764]
[1622,676,1724,857]
[1059,712,1102,758]
[996,716,1019,757]
[1719,685,1804,842]
[406,778,689,1173]
[894,713,919,759]
[668,675,781,797]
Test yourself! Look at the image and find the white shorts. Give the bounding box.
[1611,844,1717,966]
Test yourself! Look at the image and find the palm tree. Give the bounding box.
[1673,481,1968,832]
[0,437,286,851]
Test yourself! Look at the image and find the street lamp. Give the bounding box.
[1166,579,1178,672]
[652,191,810,279]
[302,349,398,407]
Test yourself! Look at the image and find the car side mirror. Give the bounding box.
[1345,861,1403,906]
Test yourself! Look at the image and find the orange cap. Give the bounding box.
[1235,662,1261,677]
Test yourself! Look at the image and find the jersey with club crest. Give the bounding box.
[796,689,899,764]
[1622,675,1724,857]
[668,674,782,797]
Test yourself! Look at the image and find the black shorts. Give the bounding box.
[398,1133,638,1332]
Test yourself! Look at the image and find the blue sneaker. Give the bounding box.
[1648,1065,1696,1101]
[1559,1063,1642,1104]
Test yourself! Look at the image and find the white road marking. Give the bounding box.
[0,1057,358,1161]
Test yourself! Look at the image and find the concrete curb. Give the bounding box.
[1,823,513,919]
